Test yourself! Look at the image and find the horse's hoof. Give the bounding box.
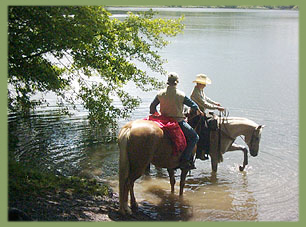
[119,207,132,216]
[239,166,245,171]
[131,203,138,211]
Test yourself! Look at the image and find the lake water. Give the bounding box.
[8,7,299,221]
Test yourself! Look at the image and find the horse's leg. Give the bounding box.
[211,157,218,173]
[144,163,150,175]
[209,147,218,173]
[228,143,247,152]
[119,178,132,215]
[129,179,138,211]
[179,169,189,196]
[209,131,219,173]
[167,168,176,194]
[228,143,248,171]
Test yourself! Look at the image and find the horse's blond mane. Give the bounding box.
[222,117,258,128]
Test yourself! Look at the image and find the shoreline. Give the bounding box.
[8,160,158,221]
[9,191,158,221]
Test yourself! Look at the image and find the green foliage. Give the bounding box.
[9,160,110,198]
[8,6,184,128]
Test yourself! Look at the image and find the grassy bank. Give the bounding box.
[9,160,110,199]
[8,160,113,221]
[8,160,164,221]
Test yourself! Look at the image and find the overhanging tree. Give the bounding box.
[8,6,184,128]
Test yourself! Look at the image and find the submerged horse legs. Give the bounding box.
[210,153,219,173]
[179,169,189,196]
[228,143,248,171]
[167,168,176,194]
[167,168,189,196]
[210,141,248,173]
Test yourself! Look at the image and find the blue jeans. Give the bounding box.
[178,120,199,162]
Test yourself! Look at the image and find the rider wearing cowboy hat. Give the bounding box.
[190,74,225,160]
[191,74,225,113]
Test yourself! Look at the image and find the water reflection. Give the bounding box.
[78,143,119,180]
[184,172,258,221]
[8,108,116,176]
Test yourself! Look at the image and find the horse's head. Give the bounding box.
[248,125,265,157]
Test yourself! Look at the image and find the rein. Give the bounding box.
[218,111,222,156]
[218,110,248,171]
[218,110,236,141]
[217,109,232,155]
[186,111,203,131]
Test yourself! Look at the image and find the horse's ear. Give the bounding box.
[257,125,265,130]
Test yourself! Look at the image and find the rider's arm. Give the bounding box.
[206,96,220,106]
[191,86,219,110]
[184,96,199,111]
[150,96,160,114]
[184,96,204,116]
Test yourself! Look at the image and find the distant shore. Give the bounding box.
[106,5,299,10]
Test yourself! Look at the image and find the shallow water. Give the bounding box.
[8,7,298,221]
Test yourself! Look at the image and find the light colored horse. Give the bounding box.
[118,119,194,215]
[118,117,264,215]
[207,117,264,173]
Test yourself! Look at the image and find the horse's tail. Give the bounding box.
[118,125,131,211]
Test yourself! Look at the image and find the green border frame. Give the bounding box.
[1,0,303,226]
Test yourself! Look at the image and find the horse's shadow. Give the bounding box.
[109,187,193,221]
[142,187,193,221]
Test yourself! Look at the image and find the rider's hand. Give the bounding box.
[197,109,204,116]
[217,106,225,112]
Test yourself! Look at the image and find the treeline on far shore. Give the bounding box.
[182,5,299,10]
[109,5,298,10]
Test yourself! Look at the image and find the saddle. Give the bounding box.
[188,111,218,160]
[145,113,187,155]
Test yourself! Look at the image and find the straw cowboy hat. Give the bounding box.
[193,74,212,85]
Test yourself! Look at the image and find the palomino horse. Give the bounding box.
[118,117,264,215]
[206,116,264,173]
[118,119,194,215]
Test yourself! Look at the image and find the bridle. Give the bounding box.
[248,127,261,152]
